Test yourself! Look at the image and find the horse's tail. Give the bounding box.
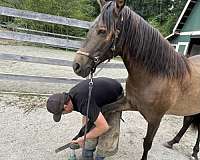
[191,113,200,129]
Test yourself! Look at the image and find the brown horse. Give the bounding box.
[72,0,200,159]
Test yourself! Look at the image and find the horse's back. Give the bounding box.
[189,55,200,74]
[189,55,200,64]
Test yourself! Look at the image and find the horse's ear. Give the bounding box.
[113,0,126,17]
[97,0,106,10]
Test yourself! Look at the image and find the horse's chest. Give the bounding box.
[130,85,173,104]
[126,82,177,115]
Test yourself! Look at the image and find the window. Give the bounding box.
[177,42,189,55]
[178,45,186,53]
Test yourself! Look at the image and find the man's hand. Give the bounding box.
[71,136,84,148]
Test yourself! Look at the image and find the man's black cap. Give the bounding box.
[46,92,69,122]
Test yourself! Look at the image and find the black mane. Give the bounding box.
[101,2,190,80]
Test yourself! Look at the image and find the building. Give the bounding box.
[166,0,200,56]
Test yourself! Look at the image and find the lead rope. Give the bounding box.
[82,72,94,156]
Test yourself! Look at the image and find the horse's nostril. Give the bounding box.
[73,63,81,72]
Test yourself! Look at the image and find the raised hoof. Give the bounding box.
[190,155,198,160]
[163,142,173,149]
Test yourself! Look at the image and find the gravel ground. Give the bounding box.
[0,93,198,160]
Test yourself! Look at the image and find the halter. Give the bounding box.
[76,50,100,64]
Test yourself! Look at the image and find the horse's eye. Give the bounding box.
[97,29,107,35]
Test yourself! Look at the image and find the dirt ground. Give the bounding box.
[0,44,198,160]
[0,93,198,160]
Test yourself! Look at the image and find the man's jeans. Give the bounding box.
[84,111,122,158]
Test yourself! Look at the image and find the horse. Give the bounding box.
[163,113,200,160]
[72,0,200,159]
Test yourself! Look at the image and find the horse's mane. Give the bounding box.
[101,2,191,80]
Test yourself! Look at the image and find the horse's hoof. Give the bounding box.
[190,157,195,160]
[190,156,198,160]
[163,142,173,149]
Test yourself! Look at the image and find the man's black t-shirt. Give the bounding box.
[69,77,123,122]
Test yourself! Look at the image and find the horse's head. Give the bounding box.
[73,0,126,78]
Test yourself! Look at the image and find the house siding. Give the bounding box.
[171,35,191,44]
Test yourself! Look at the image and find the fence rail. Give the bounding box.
[0,30,82,49]
[0,24,86,40]
[0,52,125,68]
[0,6,92,29]
[0,73,126,84]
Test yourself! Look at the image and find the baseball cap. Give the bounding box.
[46,92,69,122]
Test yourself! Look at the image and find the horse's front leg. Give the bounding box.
[141,115,163,160]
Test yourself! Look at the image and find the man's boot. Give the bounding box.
[82,149,94,160]
[95,156,105,160]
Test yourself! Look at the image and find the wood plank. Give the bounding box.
[0,52,125,69]
[0,31,82,49]
[0,52,72,66]
[0,24,85,40]
[0,73,126,84]
[0,6,92,29]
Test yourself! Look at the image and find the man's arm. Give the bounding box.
[85,112,109,139]
[72,112,109,147]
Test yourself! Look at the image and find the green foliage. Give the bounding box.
[127,0,187,36]
[148,15,176,36]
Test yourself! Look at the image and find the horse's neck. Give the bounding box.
[121,56,152,85]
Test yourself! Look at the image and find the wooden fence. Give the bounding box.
[0,7,127,94]
[0,52,124,69]
[0,48,126,94]
[0,6,92,49]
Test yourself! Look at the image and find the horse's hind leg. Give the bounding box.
[141,116,163,160]
[191,123,200,160]
[163,116,193,149]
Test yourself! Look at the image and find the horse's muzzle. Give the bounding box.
[73,62,91,78]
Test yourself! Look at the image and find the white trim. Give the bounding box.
[177,42,190,55]
[165,33,174,39]
[166,31,200,39]
[180,31,200,35]
[173,0,192,33]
